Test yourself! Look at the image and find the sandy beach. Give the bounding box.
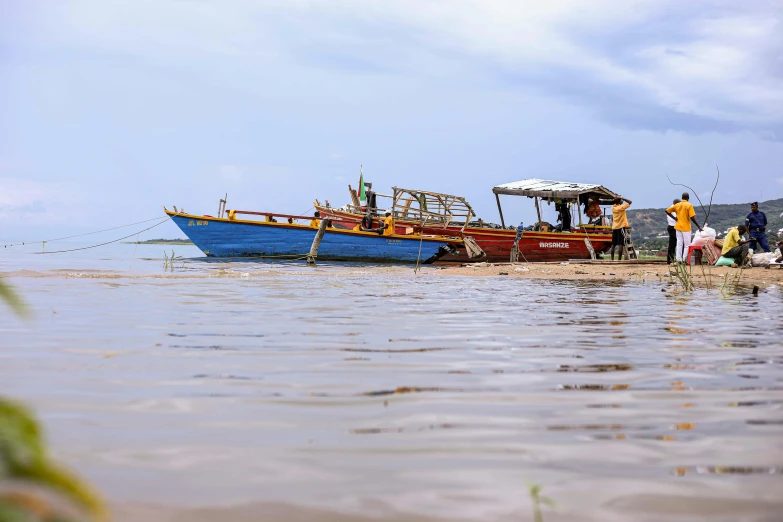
[432,260,783,289]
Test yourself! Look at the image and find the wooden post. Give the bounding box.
[495,193,506,228]
[218,193,227,218]
[535,197,542,227]
[307,219,329,265]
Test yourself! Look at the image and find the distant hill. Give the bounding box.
[627,198,783,249]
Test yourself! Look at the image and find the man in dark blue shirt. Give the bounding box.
[745,202,770,253]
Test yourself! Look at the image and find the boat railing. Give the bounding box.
[225,210,317,222]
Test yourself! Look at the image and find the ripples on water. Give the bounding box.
[1,244,782,521]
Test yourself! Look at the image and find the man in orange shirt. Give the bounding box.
[665,192,702,263]
[611,197,632,260]
[382,211,395,236]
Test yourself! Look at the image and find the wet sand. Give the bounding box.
[432,261,783,289]
[6,260,782,289]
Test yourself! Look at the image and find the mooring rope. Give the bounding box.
[33,217,171,254]
[413,226,425,274]
[2,215,169,249]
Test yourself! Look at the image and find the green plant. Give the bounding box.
[668,262,695,291]
[0,399,107,521]
[720,265,745,295]
[698,262,714,290]
[0,278,28,317]
[162,249,176,271]
[1,280,106,521]
[528,482,556,522]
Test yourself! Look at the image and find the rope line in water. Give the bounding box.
[3,215,169,248]
[414,234,424,274]
[34,218,171,254]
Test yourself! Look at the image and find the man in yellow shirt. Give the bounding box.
[721,224,753,267]
[610,197,632,260]
[309,211,321,228]
[665,192,702,263]
[382,211,395,236]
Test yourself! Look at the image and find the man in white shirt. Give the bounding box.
[666,198,679,264]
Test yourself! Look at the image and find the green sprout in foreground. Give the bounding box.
[528,482,557,522]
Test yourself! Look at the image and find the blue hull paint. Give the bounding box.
[169,214,454,263]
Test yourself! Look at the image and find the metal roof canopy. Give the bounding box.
[492,178,621,200]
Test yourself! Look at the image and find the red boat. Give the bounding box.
[315,179,622,263]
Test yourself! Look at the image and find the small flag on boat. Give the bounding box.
[358,166,366,204]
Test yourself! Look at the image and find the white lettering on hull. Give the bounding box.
[539,242,570,248]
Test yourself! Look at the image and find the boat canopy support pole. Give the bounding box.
[535,197,542,226]
[495,193,506,228]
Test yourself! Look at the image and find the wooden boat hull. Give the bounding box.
[167,211,459,263]
[315,206,613,262]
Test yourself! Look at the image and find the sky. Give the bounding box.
[1,0,782,240]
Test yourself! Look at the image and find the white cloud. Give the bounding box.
[0,177,82,227]
[19,1,783,133]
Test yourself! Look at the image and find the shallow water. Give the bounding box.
[2,243,782,522]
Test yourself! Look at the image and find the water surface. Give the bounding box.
[2,243,782,521]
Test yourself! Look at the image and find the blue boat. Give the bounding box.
[165,208,461,263]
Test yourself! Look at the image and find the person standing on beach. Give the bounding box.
[610,197,632,260]
[665,193,702,263]
[666,198,680,264]
[745,202,770,253]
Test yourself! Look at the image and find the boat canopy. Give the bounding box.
[492,178,621,201]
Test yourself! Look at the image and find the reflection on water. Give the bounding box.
[1,243,783,522]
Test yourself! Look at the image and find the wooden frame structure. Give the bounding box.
[338,185,476,233]
[390,187,476,232]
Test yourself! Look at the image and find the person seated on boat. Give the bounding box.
[534,221,553,232]
[266,215,277,223]
[382,211,395,236]
[287,218,293,224]
[309,211,321,228]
